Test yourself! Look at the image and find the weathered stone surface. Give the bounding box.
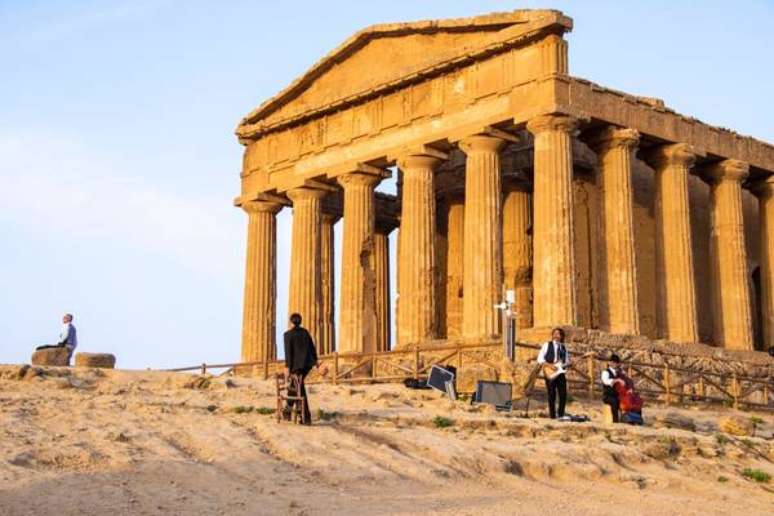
[31,348,70,367]
[75,353,116,369]
[456,364,499,393]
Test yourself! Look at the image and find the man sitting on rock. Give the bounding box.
[36,313,78,363]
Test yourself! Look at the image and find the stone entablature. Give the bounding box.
[234,9,774,363]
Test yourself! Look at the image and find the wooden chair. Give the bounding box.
[275,373,307,424]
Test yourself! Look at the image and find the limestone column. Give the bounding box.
[589,127,641,335]
[460,135,505,339]
[704,160,754,350]
[338,172,380,353]
[752,176,774,350]
[287,187,326,347]
[375,220,395,351]
[445,197,465,338]
[320,212,339,354]
[527,115,578,327]
[396,154,441,346]
[240,199,282,363]
[503,184,533,329]
[645,143,699,342]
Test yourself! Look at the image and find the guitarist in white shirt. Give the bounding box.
[537,328,570,419]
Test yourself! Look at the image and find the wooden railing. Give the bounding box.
[165,342,773,411]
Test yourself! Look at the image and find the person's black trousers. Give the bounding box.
[544,374,567,419]
[603,395,620,423]
[286,368,312,424]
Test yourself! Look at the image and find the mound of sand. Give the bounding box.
[0,365,771,515]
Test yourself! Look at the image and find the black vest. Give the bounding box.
[544,342,566,364]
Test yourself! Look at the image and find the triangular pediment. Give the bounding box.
[238,9,571,135]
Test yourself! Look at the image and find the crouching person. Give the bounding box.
[601,353,623,423]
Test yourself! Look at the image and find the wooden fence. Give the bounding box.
[165,342,773,411]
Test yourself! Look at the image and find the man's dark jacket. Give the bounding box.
[283,326,318,373]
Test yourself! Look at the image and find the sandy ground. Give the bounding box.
[0,365,772,515]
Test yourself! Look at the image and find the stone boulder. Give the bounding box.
[660,411,696,432]
[718,416,755,437]
[31,347,70,366]
[75,352,116,369]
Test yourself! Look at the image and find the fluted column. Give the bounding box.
[396,154,441,345]
[445,198,465,338]
[645,143,699,342]
[338,172,380,353]
[460,135,505,339]
[503,184,533,329]
[704,160,753,350]
[589,127,641,335]
[527,114,578,327]
[375,220,395,351]
[287,187,326,346]
[752,176,774,350]
[241,200,282,363]
[320,212,339,354]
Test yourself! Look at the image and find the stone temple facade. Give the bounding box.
[234,10,774,363]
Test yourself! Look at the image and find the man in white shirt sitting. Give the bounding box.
[36,313,78,363]
[537,327,570,419]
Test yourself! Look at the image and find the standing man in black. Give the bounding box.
[283,313,321,424]
[537,327,571,419]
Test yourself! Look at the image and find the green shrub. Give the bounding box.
[741,468,771,483]
[714,433,729,445]
[717,476,729,483]
[750,416,764,427]
[255,406,275,415]
[433,415,454,428]
[232,405,253,414]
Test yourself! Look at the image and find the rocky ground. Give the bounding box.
[0,364,772,515]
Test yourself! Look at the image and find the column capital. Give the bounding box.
[286,186,328,203]
[397,154,444,171]
[242,199,283,215]
[321,211,341,224]
[750,175,774,198]
[586,126,640,152]
[643,143,700,169]
[459,134,506,154]
[702,159,749,184]
[336,171,382,189]
[526,114,579,135]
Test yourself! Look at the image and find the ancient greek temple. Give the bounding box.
[234,10,774,363]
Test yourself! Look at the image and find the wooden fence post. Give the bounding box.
[664,364,671,406]
[763,383,769,406]
[587,355,594,399]
[263,357,269,380]
[732,372,739,410]
[457,342,463,371]
[371,353,376,379]
[333,352,339,385]
[414,346,420,380]
[201,363,207,375]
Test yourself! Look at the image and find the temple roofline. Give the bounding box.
[237,9,571,136]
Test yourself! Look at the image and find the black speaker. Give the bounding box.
[427,365,455,393]
[474,380,512,407]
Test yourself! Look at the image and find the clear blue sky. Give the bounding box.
[2,0,772,369]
